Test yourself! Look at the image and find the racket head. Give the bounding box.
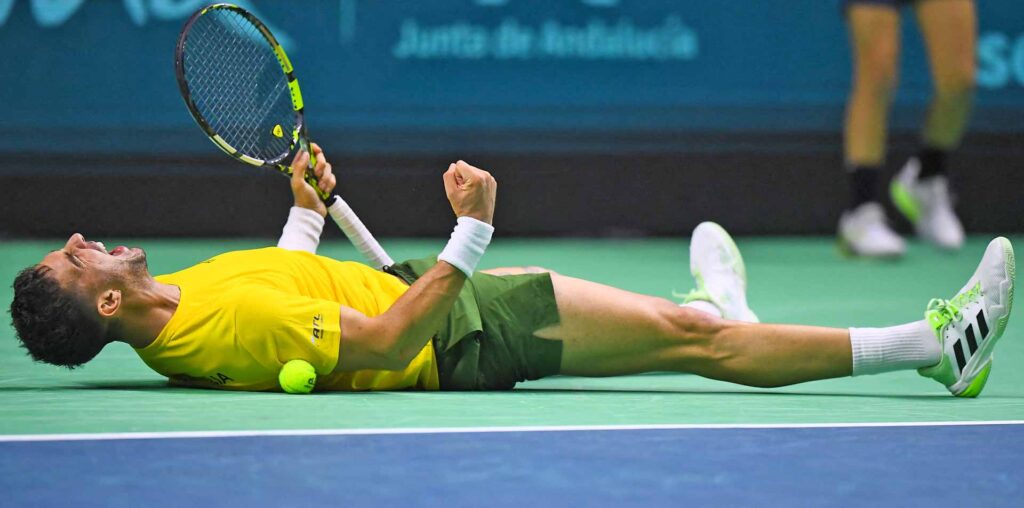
[174,3,307,173]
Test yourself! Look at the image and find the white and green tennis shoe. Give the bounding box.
[683,222,759,322]
[919,237,1015,397]
[890,157,965,250]
[838,202,906,258]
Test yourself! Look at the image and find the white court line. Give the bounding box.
[1,420,1022,443]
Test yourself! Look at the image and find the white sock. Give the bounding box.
[849,320,941,376]
[681,300,722,318]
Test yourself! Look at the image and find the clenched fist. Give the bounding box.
[443,161,497,225]
[290,143,336,217]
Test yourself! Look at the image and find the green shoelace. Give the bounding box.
[925,298,961,332]
[926,282,982,332]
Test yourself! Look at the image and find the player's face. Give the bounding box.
[38,233,149,293]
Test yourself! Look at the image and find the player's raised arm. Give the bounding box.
[333,161,496,372]
[276,144,336,253]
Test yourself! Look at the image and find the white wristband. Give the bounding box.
[277,207,325,254]
[437,216,494,277]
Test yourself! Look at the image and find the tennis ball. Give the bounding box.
[279,359,316,394]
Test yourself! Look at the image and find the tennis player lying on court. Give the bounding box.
[9,145,1016,397]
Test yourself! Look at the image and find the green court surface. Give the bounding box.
[1,235,1021,436]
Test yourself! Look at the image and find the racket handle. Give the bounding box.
[327,195,395,270]
[298,140,331,202]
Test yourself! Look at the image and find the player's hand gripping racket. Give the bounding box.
[174,3,393,269]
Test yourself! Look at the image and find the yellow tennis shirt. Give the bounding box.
[134,247,439,391]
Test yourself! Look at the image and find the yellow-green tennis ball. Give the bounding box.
[279,359,316,394]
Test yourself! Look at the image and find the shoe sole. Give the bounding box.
[691,222,758,322]
[951,237,1015,397]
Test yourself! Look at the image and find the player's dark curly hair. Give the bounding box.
[9,266,108,368]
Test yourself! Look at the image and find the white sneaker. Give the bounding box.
[918,237,1015,397]
[890,157,965,250]
[838,202,907,258]
[683,221,759,322]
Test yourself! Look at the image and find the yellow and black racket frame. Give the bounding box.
[174,3,328,200]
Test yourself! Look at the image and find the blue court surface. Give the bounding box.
[2,422,1022,506]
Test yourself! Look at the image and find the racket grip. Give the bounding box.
[300,144,331,201]
[327,195,395,270]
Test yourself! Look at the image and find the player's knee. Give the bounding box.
[659,304,747,368]
[656,303,723,344]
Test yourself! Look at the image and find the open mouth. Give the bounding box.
[84,241,131,257]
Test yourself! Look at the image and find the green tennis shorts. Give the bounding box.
[388,257,563,391]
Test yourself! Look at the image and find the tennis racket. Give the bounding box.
[174,3,394,269]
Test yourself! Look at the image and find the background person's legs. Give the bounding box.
[916,0,976,152]
[845,4,901,172]
[839,3,906,257]
[889,0,975,249]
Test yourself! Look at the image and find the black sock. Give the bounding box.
[847,165,881,209]
[917,147,947,180]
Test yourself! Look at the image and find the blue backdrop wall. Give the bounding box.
[1,0,1022,160]
[0,1,1021,238]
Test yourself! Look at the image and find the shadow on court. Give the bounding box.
[514,387,953,401]
[0,381,985,403]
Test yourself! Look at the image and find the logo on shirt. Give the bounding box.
[207,372,234,385]
[310,313,323,344]
[170,372,234,387]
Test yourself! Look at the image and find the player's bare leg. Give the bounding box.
[481,266,555,276]
[534,274,852,388]
[534,227,1013,397]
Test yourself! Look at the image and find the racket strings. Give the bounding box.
[183,9,295,162]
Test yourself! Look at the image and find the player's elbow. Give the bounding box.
[374,331,423,370]
[337,327,417,371]
[380,349,418,371]
[337,309,426,371]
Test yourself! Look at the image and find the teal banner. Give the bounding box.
[0,0,1021,155]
